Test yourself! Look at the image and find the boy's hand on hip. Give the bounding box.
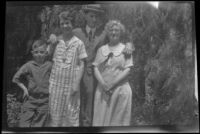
[23,89,29,99]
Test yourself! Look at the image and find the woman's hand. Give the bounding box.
[99,81,108,92]
[71,82,80,97]
[48,34,58,44]
[70,83,80,108]
[101,81,115,93]
[47,34,59,57]
[123,42,134,56]
[105,82,116,96]
[106,82,115,91]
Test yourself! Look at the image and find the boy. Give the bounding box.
[12,39,52,127]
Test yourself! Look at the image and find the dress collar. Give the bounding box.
[101,43,125,57]
[59,36,78,46]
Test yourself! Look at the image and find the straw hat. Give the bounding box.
[82,4,104,14]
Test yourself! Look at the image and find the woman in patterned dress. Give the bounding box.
[47,11,87,127]
[92,20,133,126]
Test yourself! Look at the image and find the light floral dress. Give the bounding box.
[49,36,87,127]
[92,43,133,126]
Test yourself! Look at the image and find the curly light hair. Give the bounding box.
[104,20,126,39]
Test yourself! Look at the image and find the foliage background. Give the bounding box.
[5,1,198,128]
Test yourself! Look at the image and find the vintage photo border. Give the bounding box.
[2,0,199,133]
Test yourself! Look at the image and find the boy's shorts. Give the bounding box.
[18,96,49,127]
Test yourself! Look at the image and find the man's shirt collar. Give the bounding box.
[86,25,96,35]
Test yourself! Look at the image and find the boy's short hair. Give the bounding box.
[32,39,47,51]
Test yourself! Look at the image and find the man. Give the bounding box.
[73,4,133,126]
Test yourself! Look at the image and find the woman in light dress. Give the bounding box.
[92,20,133,126]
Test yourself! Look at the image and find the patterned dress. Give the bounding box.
[92,43,133,126]
[49,36,87,127]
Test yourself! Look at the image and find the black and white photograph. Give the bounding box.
[3,1,199,133]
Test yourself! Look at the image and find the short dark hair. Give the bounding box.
[58,11,75,27]
[32,39,47,51]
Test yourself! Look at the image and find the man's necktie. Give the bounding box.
[88,30,93,41]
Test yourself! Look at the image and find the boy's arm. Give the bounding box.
[12,63,29,98]
[15,83,29,98]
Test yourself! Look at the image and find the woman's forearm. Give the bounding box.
[112,68,130,87]
[77,60,85,82]
[94,66,105,84]
[72,61,84,93]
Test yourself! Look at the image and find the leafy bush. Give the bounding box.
[7,94,22,127]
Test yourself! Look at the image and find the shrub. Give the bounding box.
[7,94,22,127]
